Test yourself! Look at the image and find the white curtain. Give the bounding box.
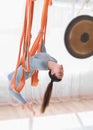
[0,0,93,105]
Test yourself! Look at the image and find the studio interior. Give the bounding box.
[0,0,93,130]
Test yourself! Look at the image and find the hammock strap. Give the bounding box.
[10,0,52,93]
[10,0,35,93]
[30,0,52,86]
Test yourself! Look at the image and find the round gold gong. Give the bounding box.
[64,15,93,58]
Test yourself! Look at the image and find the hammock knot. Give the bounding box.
[39,30,44,35]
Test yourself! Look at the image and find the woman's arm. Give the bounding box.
[8,52,57,114]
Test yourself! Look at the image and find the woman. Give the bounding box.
[8,42,64,114]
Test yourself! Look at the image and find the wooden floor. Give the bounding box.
[0,99,93,120]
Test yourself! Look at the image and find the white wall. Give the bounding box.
[1,0,93,74]
[0,0,93,103]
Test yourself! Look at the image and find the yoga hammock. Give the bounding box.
[10,0,52,93]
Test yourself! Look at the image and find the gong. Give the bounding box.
[64,15,93,58]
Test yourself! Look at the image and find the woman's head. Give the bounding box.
[48,61,64,80]
[41,70,63,113]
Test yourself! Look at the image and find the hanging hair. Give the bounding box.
[41,70,62,113]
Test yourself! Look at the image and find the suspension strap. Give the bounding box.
[10,0,52,93]
[30,0,52,86]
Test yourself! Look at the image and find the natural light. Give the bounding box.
[0,111,93,130]
[33,114,81,130]
[0,118,32,130]
[33,111,93,130]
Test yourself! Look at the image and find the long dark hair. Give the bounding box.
[41,70,62,113]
